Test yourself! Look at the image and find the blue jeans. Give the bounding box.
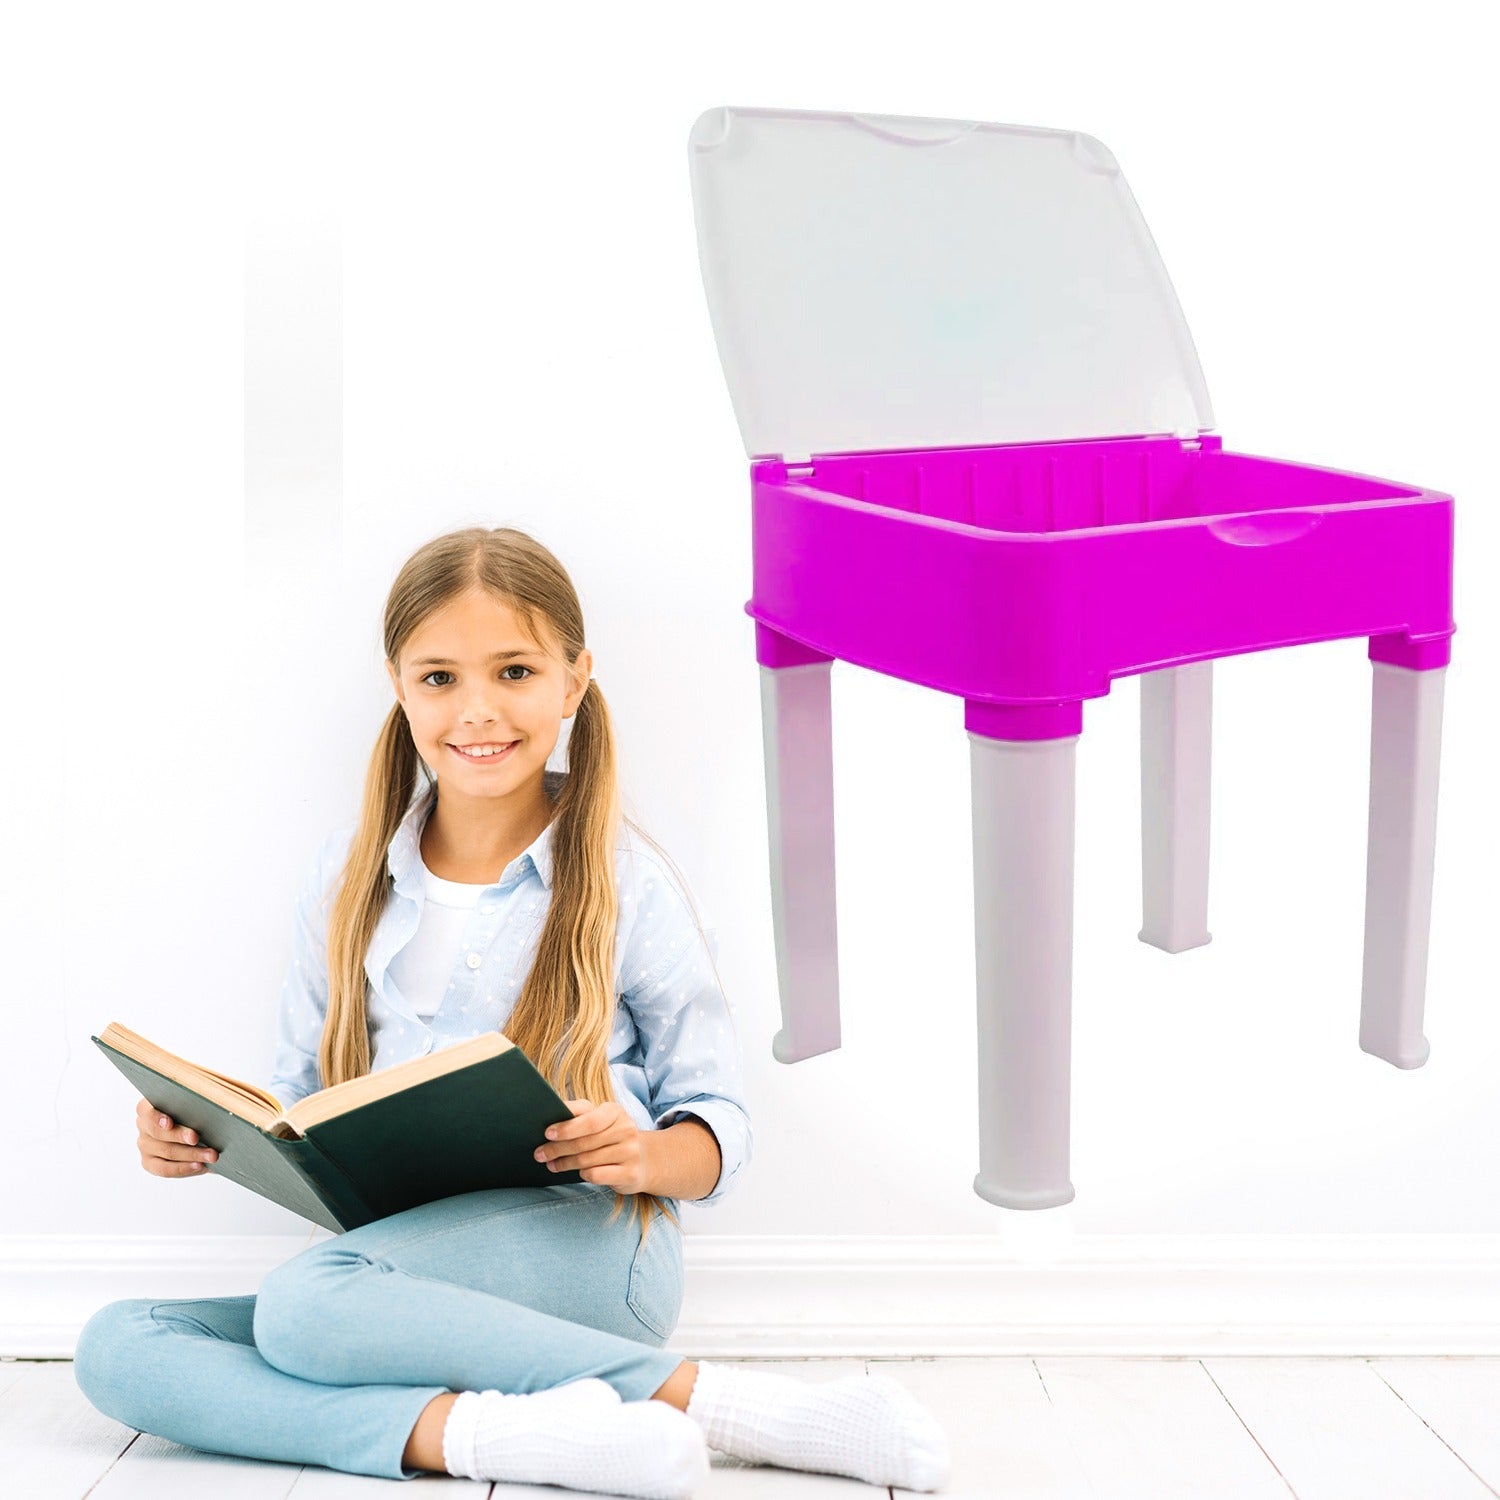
[73,1183,688,1480]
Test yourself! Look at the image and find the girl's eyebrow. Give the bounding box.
[411,649,541,667]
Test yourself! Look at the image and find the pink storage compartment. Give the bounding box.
[748,434,1453,725]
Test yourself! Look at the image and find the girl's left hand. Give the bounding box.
[535,1099,652,1195]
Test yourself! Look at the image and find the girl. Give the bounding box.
[74,526,951,1497]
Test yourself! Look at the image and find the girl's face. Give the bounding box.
[386,586,592,808]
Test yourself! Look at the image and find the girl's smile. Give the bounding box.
[448,739,519,763]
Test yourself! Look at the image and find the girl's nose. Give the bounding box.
[460,694,500,723]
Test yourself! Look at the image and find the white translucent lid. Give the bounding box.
[687,106,1215,461]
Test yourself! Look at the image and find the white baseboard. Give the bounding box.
[6,1232,1500,1359]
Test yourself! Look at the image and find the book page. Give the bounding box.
[287,1030,514,1132]
[98,1022,286,1130]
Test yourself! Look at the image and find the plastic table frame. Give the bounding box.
[687,106,1455,1208]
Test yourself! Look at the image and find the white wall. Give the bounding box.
[3,0,1494,1261]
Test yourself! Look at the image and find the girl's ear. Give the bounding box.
[385,658,405,706]
[565,648,593,719]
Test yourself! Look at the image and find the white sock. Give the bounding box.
[684,1362,952,1491]
[441,1383,709,1499]
[512,1376,622,1411]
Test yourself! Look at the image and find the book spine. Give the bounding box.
[287,1132,381,1230]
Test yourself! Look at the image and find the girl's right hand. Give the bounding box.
[136,1097,219,1178]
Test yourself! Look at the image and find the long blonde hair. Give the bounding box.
[318,526,730,1246]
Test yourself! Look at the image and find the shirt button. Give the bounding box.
[480,903,497,915]
[422,1033,433,1053]
[466,952,482,969]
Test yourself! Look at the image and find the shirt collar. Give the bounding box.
[386,771,563,893]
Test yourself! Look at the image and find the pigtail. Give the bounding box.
[321,702,425,1091]
[509,677,682,1247]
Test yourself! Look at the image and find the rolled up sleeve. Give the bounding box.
[621,865,752,1206]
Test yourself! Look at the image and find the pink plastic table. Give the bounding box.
[687,107,1455,1209]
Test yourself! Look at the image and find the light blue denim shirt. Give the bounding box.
[267,772,751,1205]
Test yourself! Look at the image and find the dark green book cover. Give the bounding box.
[93,1031,585,1232]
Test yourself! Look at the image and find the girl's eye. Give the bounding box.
[421,670,454,687]
[501,665,532,681]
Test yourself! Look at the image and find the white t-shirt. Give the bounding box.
[387,857,489,1019]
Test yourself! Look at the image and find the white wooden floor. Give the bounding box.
[6,1355,1500,1498]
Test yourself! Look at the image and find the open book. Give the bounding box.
[93,1022,584,1232]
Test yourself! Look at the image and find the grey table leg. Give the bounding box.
[1139,662,1214,953]
[969,729,1079,1209]
[1360,661,1446,1068]
[760,660,841,1062]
